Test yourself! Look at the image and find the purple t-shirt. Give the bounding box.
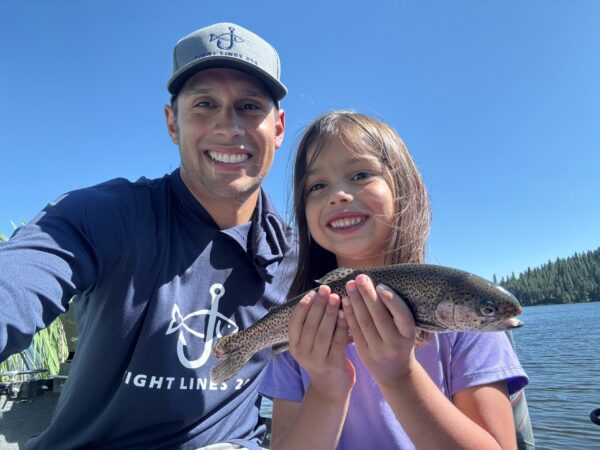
[260,331,528,450]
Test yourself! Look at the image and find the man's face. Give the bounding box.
[165,68,285,212]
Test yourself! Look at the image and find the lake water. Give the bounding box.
[512,301,600,449]
[261,301,600,449]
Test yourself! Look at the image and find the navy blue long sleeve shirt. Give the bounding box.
[0,170,296,449]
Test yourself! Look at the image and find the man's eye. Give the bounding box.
[241,103,261,110]
[194,101,212,108]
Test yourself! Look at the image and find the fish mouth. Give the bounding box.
[505,317,524,329]
[490,317,524,331]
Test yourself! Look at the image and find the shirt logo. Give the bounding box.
[210,26,244,50]
[166,284,238,369]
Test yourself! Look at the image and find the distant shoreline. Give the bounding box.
[523,298,599,308]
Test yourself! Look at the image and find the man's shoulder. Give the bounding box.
[30,173,176,244]
[53,173,173,212]
[81,173,171,199]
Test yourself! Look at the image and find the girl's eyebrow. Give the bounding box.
[307,155,379,176]
[305,166,322,177]
[305,162,332,178]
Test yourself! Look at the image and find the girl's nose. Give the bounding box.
[328,189,353,206]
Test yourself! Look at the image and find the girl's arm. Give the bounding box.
[376,363,515,450]
[453,381,516,449]
[270,388,349,450]
[270,286,355,450]
[343,275,516,450]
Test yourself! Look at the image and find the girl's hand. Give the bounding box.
[342,275,418,387]
[288,285,356,400]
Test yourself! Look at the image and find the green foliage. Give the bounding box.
[495,247,600,306]
[0,229,69,379]
[0,319,68,377]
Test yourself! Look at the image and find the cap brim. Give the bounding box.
[167,56,287,101]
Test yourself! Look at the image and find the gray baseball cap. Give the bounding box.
[167,23,287,102]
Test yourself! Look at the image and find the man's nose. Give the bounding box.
[214,107,245,138]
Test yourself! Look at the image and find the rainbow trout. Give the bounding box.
[211,263,523,383]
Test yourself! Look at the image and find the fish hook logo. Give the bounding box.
[166,284,238,369]
[210,27,244,50]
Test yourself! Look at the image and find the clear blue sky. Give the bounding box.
[1,1,599,282]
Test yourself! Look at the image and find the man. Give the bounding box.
[0,23,295,450]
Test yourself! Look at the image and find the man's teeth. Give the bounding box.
[329,217,366,229]
[208,151,249,164]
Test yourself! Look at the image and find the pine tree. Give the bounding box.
[499,247,600,306]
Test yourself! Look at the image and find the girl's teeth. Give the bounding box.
[330,217,366,229]
[208,151,249,163]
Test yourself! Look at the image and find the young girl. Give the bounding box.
[259,111,528,449]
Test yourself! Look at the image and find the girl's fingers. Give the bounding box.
[344,276,384,347]
[346,276,415,344]
[296,285,330,352]
[375,284,416,339]
[328,309,350,362]
[311,293,342,360]
[288,290,315,349]
[341,294,366,349]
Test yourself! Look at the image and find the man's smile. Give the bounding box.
[207,151,250,164]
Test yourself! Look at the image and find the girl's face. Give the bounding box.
[304,138,396,268]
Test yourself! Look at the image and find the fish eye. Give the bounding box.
[479,300,497,317]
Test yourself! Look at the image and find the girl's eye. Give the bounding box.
[351,171,372,181]
[307,182,325,193]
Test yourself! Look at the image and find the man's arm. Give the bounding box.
[0,189,117,360]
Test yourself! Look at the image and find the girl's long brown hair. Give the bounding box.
[288,111,432,342]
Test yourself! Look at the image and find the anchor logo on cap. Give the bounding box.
[210,27,244,50]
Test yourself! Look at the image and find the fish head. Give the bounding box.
[433,274,523,332]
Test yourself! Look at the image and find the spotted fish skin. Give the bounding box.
[210,263,523,383]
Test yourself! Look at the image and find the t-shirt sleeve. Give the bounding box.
[449,332,529,397]
[259,351,306,402]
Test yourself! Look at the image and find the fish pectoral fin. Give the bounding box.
[415,322,442,333]
[271,342,289,355]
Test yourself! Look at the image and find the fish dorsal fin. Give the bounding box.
[315,267,355,285]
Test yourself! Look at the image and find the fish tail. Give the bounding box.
[210,346,251,384]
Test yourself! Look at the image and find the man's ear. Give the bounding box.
[164,105,179,144]
[274,108,285,149]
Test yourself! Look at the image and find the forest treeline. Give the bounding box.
[493,247,600,306]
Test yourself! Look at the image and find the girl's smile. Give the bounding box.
[326,212,369,232]
[304,138,396,268]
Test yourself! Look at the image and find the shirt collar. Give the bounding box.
[170,169,218,227]
[170,169,293,283]
[247,190,294,282]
